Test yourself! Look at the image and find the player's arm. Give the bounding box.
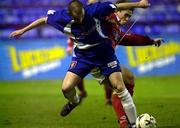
[118,32,163,47]
[9,17,47,38]
[93,0,150,18]
[115,0,150,10]
[67,38,74,55]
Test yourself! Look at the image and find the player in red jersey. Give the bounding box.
[66,0,161,107]
[9,0,152,127]
[65,1,162,127]
[66,1,163,127]
[102,4,163,128]
[66,14,162,127]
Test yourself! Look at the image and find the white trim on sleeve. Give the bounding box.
[110,4,116,9]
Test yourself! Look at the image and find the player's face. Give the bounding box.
[72,8,85,24]
[116,10,132,25]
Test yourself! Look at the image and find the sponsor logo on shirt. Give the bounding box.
[107,61,117,68]
[70,61,77,69]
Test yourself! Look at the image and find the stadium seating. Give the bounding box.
[0,0,180,38]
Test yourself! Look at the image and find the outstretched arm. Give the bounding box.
[118,32,163,47]
[9,17,47,38]
[115,0,150,10]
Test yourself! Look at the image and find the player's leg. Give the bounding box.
[103,80,112,105]
[121,65,135,96]
[62,71,81,103]
[104,66,135,105]
[91,65,134,127]
[109,71,137,128]
[60,59,92,117]
[91,67,112,105]
[111,91,129,128]
[60,71,82,116]
[111,66,135,127]
[77,79,87,98]
[101,77,129,127]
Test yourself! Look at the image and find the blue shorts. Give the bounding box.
[68,57,121,78]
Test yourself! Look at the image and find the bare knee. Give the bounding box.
[108,72,125,92]
[61,72,81,93]
[62,80,75,93]
[115,83,125,92]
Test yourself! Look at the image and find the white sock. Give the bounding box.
[116,88,137,125]
[63,88,80,104]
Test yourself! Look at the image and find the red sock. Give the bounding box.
[112,83,135,128]
[104,84,112,101]
[112,94,129,128]
[77,80,87,97]
[125,83,135,96]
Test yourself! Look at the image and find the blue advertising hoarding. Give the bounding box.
[0,38,71,80]
[0,35,180,80]
[116,38,180,76]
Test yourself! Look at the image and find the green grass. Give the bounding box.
[0,75,180,128]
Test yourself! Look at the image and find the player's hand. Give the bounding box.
[153,38,164,47]
[139,0,150,8]
[9,29,25,39]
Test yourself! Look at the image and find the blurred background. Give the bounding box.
[0,1,180,128]
[0,0,180,80]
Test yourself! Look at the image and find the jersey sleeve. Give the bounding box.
[92,2,116,18]
[67,38,74,51]
[46,10,64,32]
[118,32,154,46]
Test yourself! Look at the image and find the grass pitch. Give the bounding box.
[0,75,180,128]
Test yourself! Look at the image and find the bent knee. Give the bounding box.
[62,81,75,93]
[113,83,125,92]
[123,72,135,85]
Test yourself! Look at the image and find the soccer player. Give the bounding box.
[65,0,108,103]
[9,0,150,127]
[67,38,87,99]
[67,37,113,104]
[97,4,163,128]
[66,1,163,127]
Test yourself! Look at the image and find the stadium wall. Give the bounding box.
[0,35,180,80]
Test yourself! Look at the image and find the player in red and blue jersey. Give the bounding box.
[9,1,150,127]
[102,6,163,127]
[67,1,162,127]
[66,1,163,128]
[64,2,162,128]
